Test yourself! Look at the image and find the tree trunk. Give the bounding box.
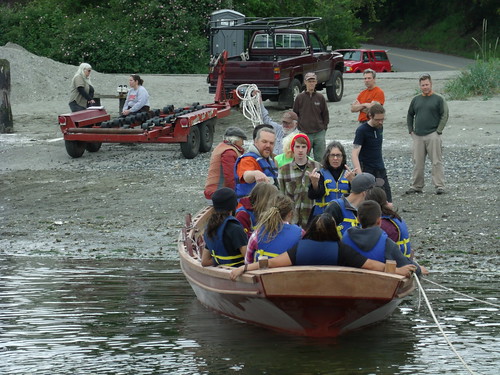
[0,59,14,133]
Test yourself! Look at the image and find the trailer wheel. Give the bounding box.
[198,119,215,153]
[65,140,86,158]
[326,71,344,102]
[278,78,301,109]
[85,142,102,153]
[180,126,201,159]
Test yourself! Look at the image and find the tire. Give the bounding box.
[65,140,86,158]
[85,142,102,153]
[198,119,215,153]
[180,126,200,159]
[278,78,301,109]
[326,70,344,102]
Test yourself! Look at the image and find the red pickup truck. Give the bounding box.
[208,17,344,108]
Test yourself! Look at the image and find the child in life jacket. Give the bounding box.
[201,188,248,267]
[245,194,304,264]
[235,182,279,238]
[341,200,427,276]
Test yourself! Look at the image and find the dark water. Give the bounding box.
[0,256,498,375]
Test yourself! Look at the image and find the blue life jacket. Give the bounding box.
[254,223,302,261]
[234,152,278,198]
[342,229,387,263]
[294,239,340,266]
[382,215,412,258]
[312,169,350,216]
[333,198,359,237]
[204,216,244,267]
[235,205,256,235]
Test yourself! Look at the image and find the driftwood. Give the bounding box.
[0,59,13,133]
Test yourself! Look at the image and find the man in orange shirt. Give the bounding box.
[234,127,278,199]
[351,69,385,123]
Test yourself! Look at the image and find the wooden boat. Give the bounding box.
[178,207,415,337]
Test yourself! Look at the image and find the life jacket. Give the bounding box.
[234,152,278,198]
[382,215,412,258]
[342,230,387,263]
[203,216,244,267]
[312,169,351,216]
[235,205,256,236]
[334,198,359,237]
[294,239,340,266]
[204,142,242,199]
[254,223,302,261]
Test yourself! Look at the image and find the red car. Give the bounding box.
[334,49,393,73]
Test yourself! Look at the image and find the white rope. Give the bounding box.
[414,275,478,375]
[423,278,500,308]
[236,84,263,127]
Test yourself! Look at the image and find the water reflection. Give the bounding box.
[0,257,498,374]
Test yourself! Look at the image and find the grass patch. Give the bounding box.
[445,19,499,100]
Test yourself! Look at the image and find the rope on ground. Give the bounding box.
[414,275,478,375]
[236,84,263,127]
[423,278,500,308]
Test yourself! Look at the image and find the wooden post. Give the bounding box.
[384,260,397,273]
[0,59,13,133]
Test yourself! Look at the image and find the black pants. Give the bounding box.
[361,165,393,203]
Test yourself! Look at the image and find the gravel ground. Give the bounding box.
[0,43,498,272]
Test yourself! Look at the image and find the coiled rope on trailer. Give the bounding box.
[423,278,500,308]
[236,84,263,127]
[414,275,479,375]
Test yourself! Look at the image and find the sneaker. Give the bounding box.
[436,188,445,195]
[405,188,423,195]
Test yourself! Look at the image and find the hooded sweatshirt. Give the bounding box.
[342,226,421,276]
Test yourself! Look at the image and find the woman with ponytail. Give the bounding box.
[244,194,303,264]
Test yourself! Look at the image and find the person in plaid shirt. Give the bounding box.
[278,133,321,228]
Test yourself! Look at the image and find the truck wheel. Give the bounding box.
[279,78,301,109]
[326,71,344,102]
[180,126,200,159]
[198,119,215,153]
[65,140,86,158]
[85,142,102,153]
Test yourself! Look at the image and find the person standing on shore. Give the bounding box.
[406,73,449,195]
[351,104,393,204]
[350,69,385,124]
[68,63,95,112]
[293,72,329,162]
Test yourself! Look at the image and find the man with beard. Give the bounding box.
[351,104,392,204]
[234,127,278,199]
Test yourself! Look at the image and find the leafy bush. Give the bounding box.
[0,0,225,73]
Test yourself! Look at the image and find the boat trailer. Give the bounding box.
[58,51,239,159]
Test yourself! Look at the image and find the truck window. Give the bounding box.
[362,52,369,62]
[309,34,323,52]
[251,33,306,49]
[374,51,389,61]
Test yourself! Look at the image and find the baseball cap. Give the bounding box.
[224,127,247,140]
[282,111,298,122]
[350,173,384,194]
[304,72,317,81]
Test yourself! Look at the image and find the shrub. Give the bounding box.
[445,19,499,100]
